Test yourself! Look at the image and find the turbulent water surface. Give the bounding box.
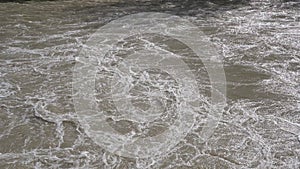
[0,0,299,168]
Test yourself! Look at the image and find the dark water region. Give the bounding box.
[0,0,54,2]
[0,0,299,168]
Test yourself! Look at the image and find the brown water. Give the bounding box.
[0,0,299,168]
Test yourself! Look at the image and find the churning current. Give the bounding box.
[0,0,299,168]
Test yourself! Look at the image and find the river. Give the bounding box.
[0,0,299,168]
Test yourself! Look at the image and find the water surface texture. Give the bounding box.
[0,0,299,168]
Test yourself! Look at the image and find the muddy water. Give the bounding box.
[0,0,299,168]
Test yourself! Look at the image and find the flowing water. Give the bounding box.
[0,0,299,168]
